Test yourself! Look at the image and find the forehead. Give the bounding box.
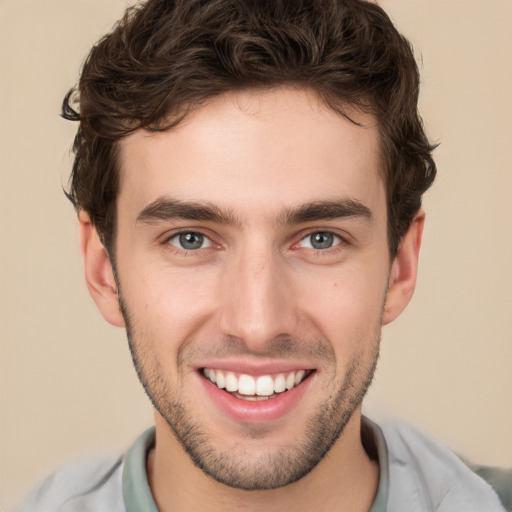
[117,88,384,223]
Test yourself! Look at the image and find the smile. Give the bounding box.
[202,368,312,400]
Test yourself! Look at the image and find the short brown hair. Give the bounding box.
[63,0,436,257]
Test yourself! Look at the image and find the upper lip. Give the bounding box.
[193,359,315,376]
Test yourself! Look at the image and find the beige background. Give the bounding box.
[1,0,511,508]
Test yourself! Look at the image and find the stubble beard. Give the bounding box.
[119,295,380,490]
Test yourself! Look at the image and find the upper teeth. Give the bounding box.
[203,368,307,396]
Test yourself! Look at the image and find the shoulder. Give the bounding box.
[464,461,512,511]
[380,420,507,512]
[15,455,125,512]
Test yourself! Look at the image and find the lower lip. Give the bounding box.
[199,372,315,424]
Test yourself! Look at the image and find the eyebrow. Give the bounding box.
[136,197,242,226]
[278,199,373,225]
[136,197,373,226]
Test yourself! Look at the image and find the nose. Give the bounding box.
[217,247,298,352]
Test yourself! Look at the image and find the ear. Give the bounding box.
[382,210,425,325]
[78,211,125,327]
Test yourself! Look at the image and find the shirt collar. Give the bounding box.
[122,418,389,511]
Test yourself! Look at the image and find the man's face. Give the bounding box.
[113,88,391,489]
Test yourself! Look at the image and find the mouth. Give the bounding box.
[198,364,317,423]
[201,367,314,401]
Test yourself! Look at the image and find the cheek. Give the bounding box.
[294,263,388,344]
[122,265,221,342]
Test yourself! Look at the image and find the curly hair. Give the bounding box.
[63,0,436,257]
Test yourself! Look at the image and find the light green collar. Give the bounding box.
[123,427,158,512]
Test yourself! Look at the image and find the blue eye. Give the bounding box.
[168,232,211,250]
[299,232,341,250]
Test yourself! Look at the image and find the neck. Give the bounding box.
[147,411,379,512]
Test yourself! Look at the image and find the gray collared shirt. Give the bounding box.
[15,418,507,511]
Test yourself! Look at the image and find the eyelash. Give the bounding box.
[296,231,344,250]
[163,230,215,253]
[161,229,349,257]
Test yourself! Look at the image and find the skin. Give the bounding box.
[79,87,423,512]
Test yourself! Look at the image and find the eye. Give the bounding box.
[167,232,212,251]
[298,231,341,250]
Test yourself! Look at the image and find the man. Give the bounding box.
[16,0,508,511]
